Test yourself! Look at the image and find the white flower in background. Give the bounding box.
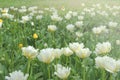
[22,46,38,59]
[72,12,78,16]
[81,3,85,7]
[78,16,84,20]
[108,21,118,27]
[18,8,27,13]
[30,22,34,26]
[95,56,106,69]
[38,10,44,14]
[116,40,120,45]
[53,49,63,59]
[66,24,75,32]
[36,15,43,20]
[2,13,14,20]
[90,12,96,17]
[94,42,111,55]
[69,42,84,53]
[75,32,83,38]
[5,70,28,80]
[95,56,120,73]
[21,6,26,9]
[51,14,62,21]
[1,8,9,14]
[28,6,38,11]
[48,25,57,32]
[37,48,55,64]
[61,47,73,56]
[0,19,3,28]
[65,13,72,20]
[21,15,32,23]
[115,60,120,72]
[76,48,91,58]
[44,8,50,11]
[54,64,71,79]
[92,26,108,35]
[92,27,102,35]
[75,21,83,28]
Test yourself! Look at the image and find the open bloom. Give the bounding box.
[54,64,71,79]
[66,24,75,32]
[92,26,108,35]
[76,48,91,58]
[95,56,120,73]
[108,21,118,27]
[61,47,73,56]
[37,48,55,64]
[48,25,57,32]
[94,42,111,55]
[5,70,28,80]
[53,49,63,59]
[51,14,62,21]
[22,46,38,59]
[69,42,84,53]
[0,19,3,28]
[75,21,83,28]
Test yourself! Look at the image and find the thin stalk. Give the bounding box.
[83,67,86,80]
[101,69,105,80]
[47,65,50,79]
[110,73,113,80]
[27,59,31,74]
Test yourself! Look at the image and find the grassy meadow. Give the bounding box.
[0,0,120,80]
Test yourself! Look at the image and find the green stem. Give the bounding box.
[27,59,31,74]
[101,69,105,80]
[83,67,86,80]
[66,57,68,66]
[110,73,113,80]
[47,65,50,79]
[52,32,55,47]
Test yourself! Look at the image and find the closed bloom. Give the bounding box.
[54,64,71,79]
[61,47,73,56]
[37,48,55,64]
[94,42,111,55]
[48,25,57,32]
[0,19,3,28]
[5,70,28,80]
[66,24,75,32]
[76,48,91,58]
[69,42,84,53]
[22,46,38,59]
[33,33,38,39]
[19,43,23,48]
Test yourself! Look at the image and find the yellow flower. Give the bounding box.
[0,19,3,23]
[33,33,38,39]
[61,6,65,11]
[19,43,23,48]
